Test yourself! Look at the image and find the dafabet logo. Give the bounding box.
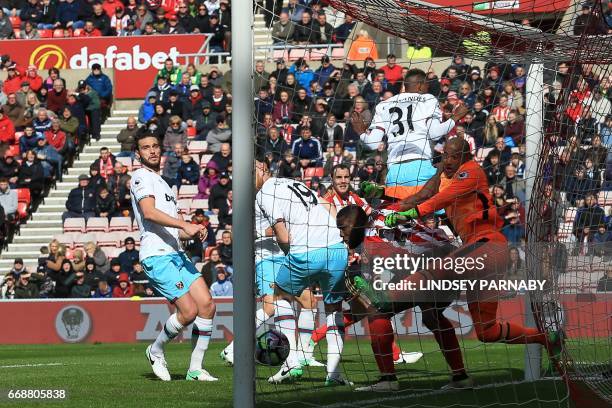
[29,44,180,71]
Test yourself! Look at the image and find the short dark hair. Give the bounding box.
[336,205,369,249]
[134,132,161,152]
[0,177,8,183]
[404,68,427,83]
[331,163,351,178]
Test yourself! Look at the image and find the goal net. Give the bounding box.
[249,0,611,405]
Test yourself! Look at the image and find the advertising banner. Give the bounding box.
[432,0,570,14]
[0,295,608,344]
[2,35,208,99]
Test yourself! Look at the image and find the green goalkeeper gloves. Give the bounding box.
[384,208,419,227]
[360,181,385,199]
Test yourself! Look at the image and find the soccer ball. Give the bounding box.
[255,330,290,366]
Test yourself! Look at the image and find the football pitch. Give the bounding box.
[0,340,571,408]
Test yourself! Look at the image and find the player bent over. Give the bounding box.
[131,133,217,382]
[255,158,351,386]
[220,209,323,368]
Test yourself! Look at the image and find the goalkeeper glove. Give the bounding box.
[384,208,419,227]
[360,181,385,198]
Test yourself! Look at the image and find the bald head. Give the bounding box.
[442,138,473,177]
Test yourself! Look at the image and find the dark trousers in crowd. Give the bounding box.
[62,211,95,222]
[88,110,101,141]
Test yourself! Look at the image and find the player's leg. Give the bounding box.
[390,316,423,365]
[355,312,398,391]
[319,243,352,386]
[420,303,472,389]
[143,254,196,381]
[295,289,324,366]
[185,272,218,381]
[384,159,437,200]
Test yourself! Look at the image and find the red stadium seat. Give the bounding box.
[109,216,132,232]
[331,47,345,59]
[190,199,208,211]
[13,28,20,38]
[272,49,289,62]
[17,188,30,205]
[56,232,78,249]
[303,167,324,179]
[7,144,20,158]
[64,218,86,233]
[188,140,207,154]
[16,202,28,220]
[86,217,109,232]
[187,126,197,138]
[73,233,97,248]
[102,246,122,259]
[178,184,198,199]
[72,28,83,36]
[289,48,309,61]
[53,28,65,38]
[177,199,191,214]
[38,29,52,38]
[116,156,133,171]
[204,245,217,260]
[200,154,212,168]
[310,48,328,60]
[94,232,122,247]
[9,16,21,28]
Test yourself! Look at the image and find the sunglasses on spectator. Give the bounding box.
[179,5,187,8]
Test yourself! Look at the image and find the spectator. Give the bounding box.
[271,10,294,44]
[292,126,322,168]
[112,273,134,297]
[506,247,525,280]
[176,2,196,33]
[116,116,138,157]
[0,106,15,144]
[63,174,96,221]
[0,274,15,299]
[208,171,231,210]
[163,14,186,34]
[217,230,232,266]
[483,150,504,186]
[503,111,525,147]
[501,164,526,203]
[45,117,72,157]
[163,115,188,152]
[0,151,19,187]
[254,87,273,123]
[587,135,608,172]
[333,14,355,44]
[593,224,611,258]
[45,239,66,277]
[37,0,57,29]
[210,142,231,172]
[0,80,6,105]
[272,90,294,124]
[292,11,317,44]
[161,142,183,185]
[133,4,152,31]
[177,149,200,187]
[206,115,231,153]
[210,267,233,296]
[95,185,117,219]
[206,85,227,113]
[502,213,525,245]
[71,271,92,298]
[566,166,598,206]
[107,162,129,201]
[597,269,612,292]
[130,260,149,285]
[14,273,40,299]
[79,81,102,141]
[92,146,117,181]
[85,241,110,274]
[91,3,112,35]
[88,163,107,191]
[17,150,45,204]
[77,19,102,37]
[32,108,52,137]
[0,177,17,221]
[138,92,158,124]
[574,194,605,238]
[3,65,22,95]
[3,93,24,125]
[93,280,113,298]
[118,17,139,36]
[54,0,84,29]
[85,63,113,117]
[150,76,172,105]
[59,107,79,143]
[194,3,210,33]
[72,248,86,272]
[10,257,30,278]
[217,189,232,230]
[195,161,220,199]
[193,101,217,139]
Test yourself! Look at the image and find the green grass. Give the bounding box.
[0,340,572,408]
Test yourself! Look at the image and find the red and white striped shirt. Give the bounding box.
[323,189,372,214]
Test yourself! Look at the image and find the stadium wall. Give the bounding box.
[0,295,608,344]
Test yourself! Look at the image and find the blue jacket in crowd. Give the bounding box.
[292,136,322,163]
[66,185,96,214]
[86,73,113,100]
[55,0,81,26]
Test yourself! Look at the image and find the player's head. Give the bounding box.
[134,132,162,171]
[403,68,428,94]
[336,205,369,249]
[255,155,271,191]
[442,138,473,178]
[331,164,351,195]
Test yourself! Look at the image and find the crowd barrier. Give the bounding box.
[0,294,608,344]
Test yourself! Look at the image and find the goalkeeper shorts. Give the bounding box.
[255,256,285,297]
[141,252,201,303]
[275,242,348,304]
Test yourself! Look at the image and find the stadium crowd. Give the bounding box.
[1,0,612,299]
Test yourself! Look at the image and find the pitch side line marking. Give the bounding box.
[0,363,64,368]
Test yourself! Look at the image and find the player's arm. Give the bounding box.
[416,171,479,216]
[426,102,469,140]
[319,193,338,218]
[177,213,208,240]
[352,108,385,150]
[271,221,290,254]
[139,197,203,238]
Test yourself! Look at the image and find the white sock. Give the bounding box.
[274,299,298,367]
[151,313,183,356]
[189,317,213,372]
[325,311,345,378]
[225,309,270,355]
[297,308,316,361]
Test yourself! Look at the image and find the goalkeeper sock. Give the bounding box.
[485,322,547,345]
[425,310,466,375]
[274,299,298,367]
[325,311,345,378]
[151,313,183,356]
[390,319,401,361]
[368,315,395,375]
[311,312,354,345]
[189,317,212,371]
[297,308,316,361]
